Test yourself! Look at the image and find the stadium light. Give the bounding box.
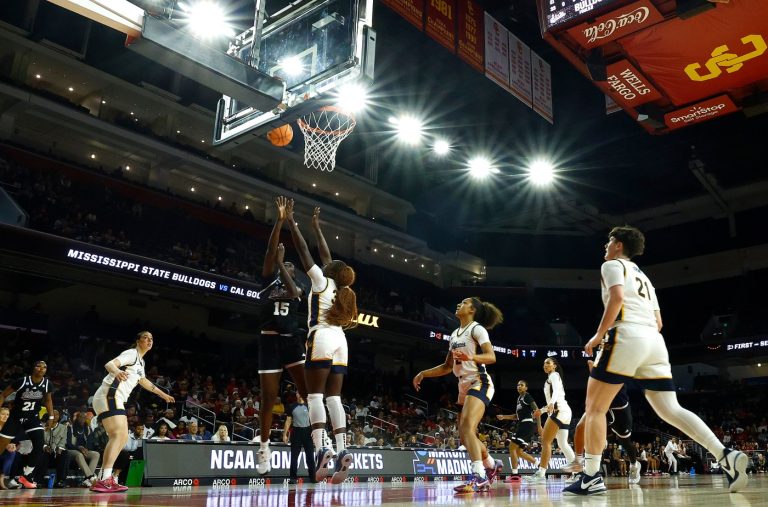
[467,155,495,179]
[335,83,369,113]
[179,2,235,39]
[279,56,304,76]
[393,115,424,145]
[433,138,450,156]
[527,158,556,186]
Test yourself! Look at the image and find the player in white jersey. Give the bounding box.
[285,200,358,484]
[564,226,748,496]
[413,297,504,493]
[89,331,174,493]
[526,357,576,483]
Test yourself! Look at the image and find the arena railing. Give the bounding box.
[183,400,216,433]
[231,420,257,442]
[365,415,399,434]
[404,394,429,416]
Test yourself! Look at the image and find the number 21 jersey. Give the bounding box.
[601,259,659,328]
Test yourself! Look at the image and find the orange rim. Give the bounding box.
[298,106,356,136]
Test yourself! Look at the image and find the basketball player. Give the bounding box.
[413,297,504,493]
[285,199,358,484]
[664,437,680,475]
[564,226,748,496]
[497,380,539,478]
[526,357,577,483]
[0,361,54,488]
[256,196,309,475]
[89,331,175,493]
[564,361,641,484]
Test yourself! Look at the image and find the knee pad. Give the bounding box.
[325,396,346,430]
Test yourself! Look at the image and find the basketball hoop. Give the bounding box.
[297,106,356,172]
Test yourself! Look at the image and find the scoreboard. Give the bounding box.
[541,0,623,30]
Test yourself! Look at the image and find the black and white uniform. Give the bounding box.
[591,259,674,391]
[92,348,144,420]
[258,274,306,374]
[607,385,633,439]
[305,265,348,374]
[544,371,571,428]
[510,391,536,447]
[0,376,51,439]
[449,322,494,406]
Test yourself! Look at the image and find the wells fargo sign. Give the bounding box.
[598,60,662,108]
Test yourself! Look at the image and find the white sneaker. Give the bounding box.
[257,447,271,475]
[524,471,546,483]
[562,459,584,474]
[629,462,641,484]
[720,447,748,493]
[565,472,582,483]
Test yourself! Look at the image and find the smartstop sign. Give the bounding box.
[143,441,568,485]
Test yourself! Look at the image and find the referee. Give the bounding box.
[283,394,316,484]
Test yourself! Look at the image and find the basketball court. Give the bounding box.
[0,475,765,506]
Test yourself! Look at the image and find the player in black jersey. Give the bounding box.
[256,196,309,475]
[565,360,641,484]
[0,360,54,489]
[497,379,540,478]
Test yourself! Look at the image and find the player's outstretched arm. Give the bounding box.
[413,352,454,391]
[138,377,175,403]
[276,243,301,299]
[285,199,315,272]
[263,196,288,277]
[311,207,332,266]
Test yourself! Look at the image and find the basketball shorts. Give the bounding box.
[0,415,43,439]
[550,404,572,429]
[509,420,536,448]
[92,383,128,420]
[608,403,633,439]
[305,327,348,374]
[591,322,675,391]
[258,331,306,374]
[457,372,494,406]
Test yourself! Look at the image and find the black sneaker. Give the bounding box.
[562,472,607,496]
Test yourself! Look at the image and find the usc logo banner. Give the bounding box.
[685,35,767,82]
[619,0,768,106]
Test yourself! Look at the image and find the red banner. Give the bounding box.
[619,0,768,105]
[596,60,662,108]
[457,0,483,72]
[566,0,663,49]
[425,0,456,52]
[664,95,739,130]
[381,0,425,30]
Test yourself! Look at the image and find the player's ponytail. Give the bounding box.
[469,297,504,330]
[325,262,358,329]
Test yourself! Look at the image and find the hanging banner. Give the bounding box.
[531,51,553,124]
[425,0,456,52]
[597,60,663,108]
[381,0,425,30]
[565,0,663,49]
[663,94,739,130]
[619,0,768,106]
[457,0,484,71]
[508,32,533,106]
[483,13,510,89]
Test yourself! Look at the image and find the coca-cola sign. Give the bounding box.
[567,0,663,49]
[663,95,739,130]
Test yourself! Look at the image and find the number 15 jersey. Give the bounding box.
[601,259,660,329]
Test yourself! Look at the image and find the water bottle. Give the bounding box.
[690,466,695,476]
[47,471,56,489]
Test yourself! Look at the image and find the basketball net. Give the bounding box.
[297,106,356,172]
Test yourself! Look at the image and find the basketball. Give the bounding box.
[267,124,294,147]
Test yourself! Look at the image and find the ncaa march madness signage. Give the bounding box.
[143,441,569,485]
